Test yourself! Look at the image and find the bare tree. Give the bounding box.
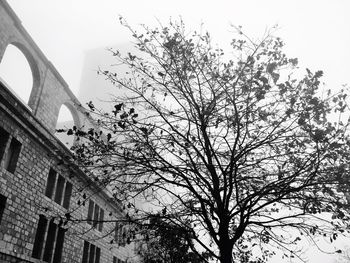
[69,19,350,263]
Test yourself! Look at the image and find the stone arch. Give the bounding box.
[59,101,81,128]
[55,102,81,149]
[0,41,41,109]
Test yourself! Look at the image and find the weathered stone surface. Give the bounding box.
[0,1,137,262]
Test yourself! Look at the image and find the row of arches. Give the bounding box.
[0,44,79,148]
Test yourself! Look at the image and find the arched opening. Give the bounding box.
[0,44,34,105]
[55,104,78,149]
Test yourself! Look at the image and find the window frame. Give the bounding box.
[45,168,72,209]
[32,215,66,263]
[87,200,104,231]
[81,240,101,263]
[1,135,22,174]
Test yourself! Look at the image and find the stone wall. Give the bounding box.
[0,1,89,133]
[0,1,137,262]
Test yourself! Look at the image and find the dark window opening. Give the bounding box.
[120,227,126,246]
[93,204,99,229]
[114,222,124,246]
[98,209,104,231]
[62,182,72,209]
[53,227,65,263]
[114,222,128,247]
[54,175,65,204]
[4,137,21,173]
[0,127,10,162]
[87,200,104,231]
[32,215,66,262]
[82,241,89,263]
[45,168,72,209]
[87,200,94,225]
[88,244,95,263]
[45,168,57,199]
[81,241,100,263]
[0,194,7,225]
[32,215,48,259]
[43,219,58,262]
[95,247,100,263]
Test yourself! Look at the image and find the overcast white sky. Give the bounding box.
[6,0,350,96]
[3,1,350,262]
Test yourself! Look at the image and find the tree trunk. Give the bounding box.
[219,241,234,263]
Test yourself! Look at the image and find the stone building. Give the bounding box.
[0,1,137,262]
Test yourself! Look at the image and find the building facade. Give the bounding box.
[0,1,136,262]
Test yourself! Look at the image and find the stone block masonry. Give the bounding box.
[0,1,138,262]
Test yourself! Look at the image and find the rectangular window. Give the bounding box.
[87,200,104,231]
[43,219,58,262]
[32,215,48,259]
[98,209,104,232]
[62,181,72,209]
[89,244,96,263]
[54,175,65,204]
[87,200,94,225]
[45,168,72,209]
[93,203,99,228]
[0,127,10,162]
[120,226,126,246]
[32,215,66,263]
[3,137,21,173]
[81,241,100,263]
[95,247,100,263]
[115,222,126,246]
[45,168,57,199]
[53,227,65,263]
[82,241,89,263]
[113,256,117,263]
[0,194,7,225]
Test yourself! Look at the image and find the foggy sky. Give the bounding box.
[3,1,350,261]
